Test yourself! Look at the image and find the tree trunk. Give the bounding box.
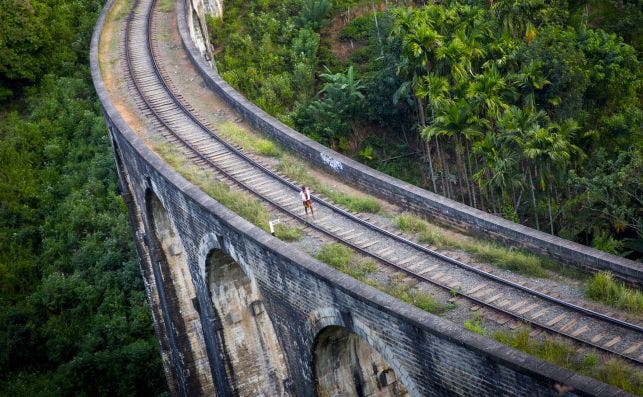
[527,167,540,230]
[465,142,477,208]
[435,136,448,197]
[417,97,437,193]
[455,135,467,204]
[489,183,498,214]
[475,156,485,211]
[547,185,554,235]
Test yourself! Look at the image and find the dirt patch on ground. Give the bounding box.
[324,2,387,62]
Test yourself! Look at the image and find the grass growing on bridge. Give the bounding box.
[464,312,486,335]
[216,121,381,213]
[316,243,353,269]
[155,141,305,243]
[585,272,643,315]
[316,243,452,315]
[154,142,270,231]
[218,122,280,157]
[274,224,302,241]
[492,327,642,394]
[462,315,642,393]
[395,214,548,278]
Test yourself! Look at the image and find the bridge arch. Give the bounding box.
[205,245,290,396]
[145,189,214,394]
[313,325,410,397]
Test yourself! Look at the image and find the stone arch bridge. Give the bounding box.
[90,0,640,395]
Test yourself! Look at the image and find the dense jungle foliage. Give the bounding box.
[209,0,642,258]
[0,0,167,394]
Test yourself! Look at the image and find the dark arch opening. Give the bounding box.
[313,326,409,397]
[206,249,290,396]
[111,137,135,204]
[146,191,214,395]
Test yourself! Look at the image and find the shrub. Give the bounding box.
[464,313,486,335]
[316,243,353,270]
[339,15,372,41]
[274,224,302,241]
[585,272,643,314]
[345,260,377,281]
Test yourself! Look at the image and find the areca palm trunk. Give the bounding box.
[455,136,471,205]
[475,155,485,211]
[547,184,554,235]
[489,183,498,214]
[465,142,477,208]
[435,136,449,197]
[417,97,437,193]
[527,166,540,230]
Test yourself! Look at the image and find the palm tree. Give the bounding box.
[510,60,550,110]
[423,99,477,203]
[392,7,447,193]
[466,66,511,121]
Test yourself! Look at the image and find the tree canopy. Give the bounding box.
[0,0,167,394]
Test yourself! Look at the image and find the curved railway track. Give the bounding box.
[119,0,642,367]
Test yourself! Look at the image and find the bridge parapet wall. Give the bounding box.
[181,0,641,286]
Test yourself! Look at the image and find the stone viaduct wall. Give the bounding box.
[185,0,220,63]
[180,0,641,286]
[91,0,632,395]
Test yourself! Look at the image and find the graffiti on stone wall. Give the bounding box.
[320,152,343,172]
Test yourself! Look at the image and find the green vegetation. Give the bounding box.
[585,272,643,315]
[316,243,451,314]
[464,312,486,335]
[493,328,642,394]
[464,317,643,393]
[218,121,280,157]
[0,0,167,394]
[395,214,547,277]
[379,274,452,314]
[274,224,303,241]
[156,142,271,231]
[316,242,353,269]
[210,0,642,259]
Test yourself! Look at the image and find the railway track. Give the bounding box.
[119,0,642,367]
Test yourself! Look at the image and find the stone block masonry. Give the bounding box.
[91,0,633,395]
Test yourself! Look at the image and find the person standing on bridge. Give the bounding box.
[300,185,314,217]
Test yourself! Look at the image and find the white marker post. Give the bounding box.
[269,219,281,236]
